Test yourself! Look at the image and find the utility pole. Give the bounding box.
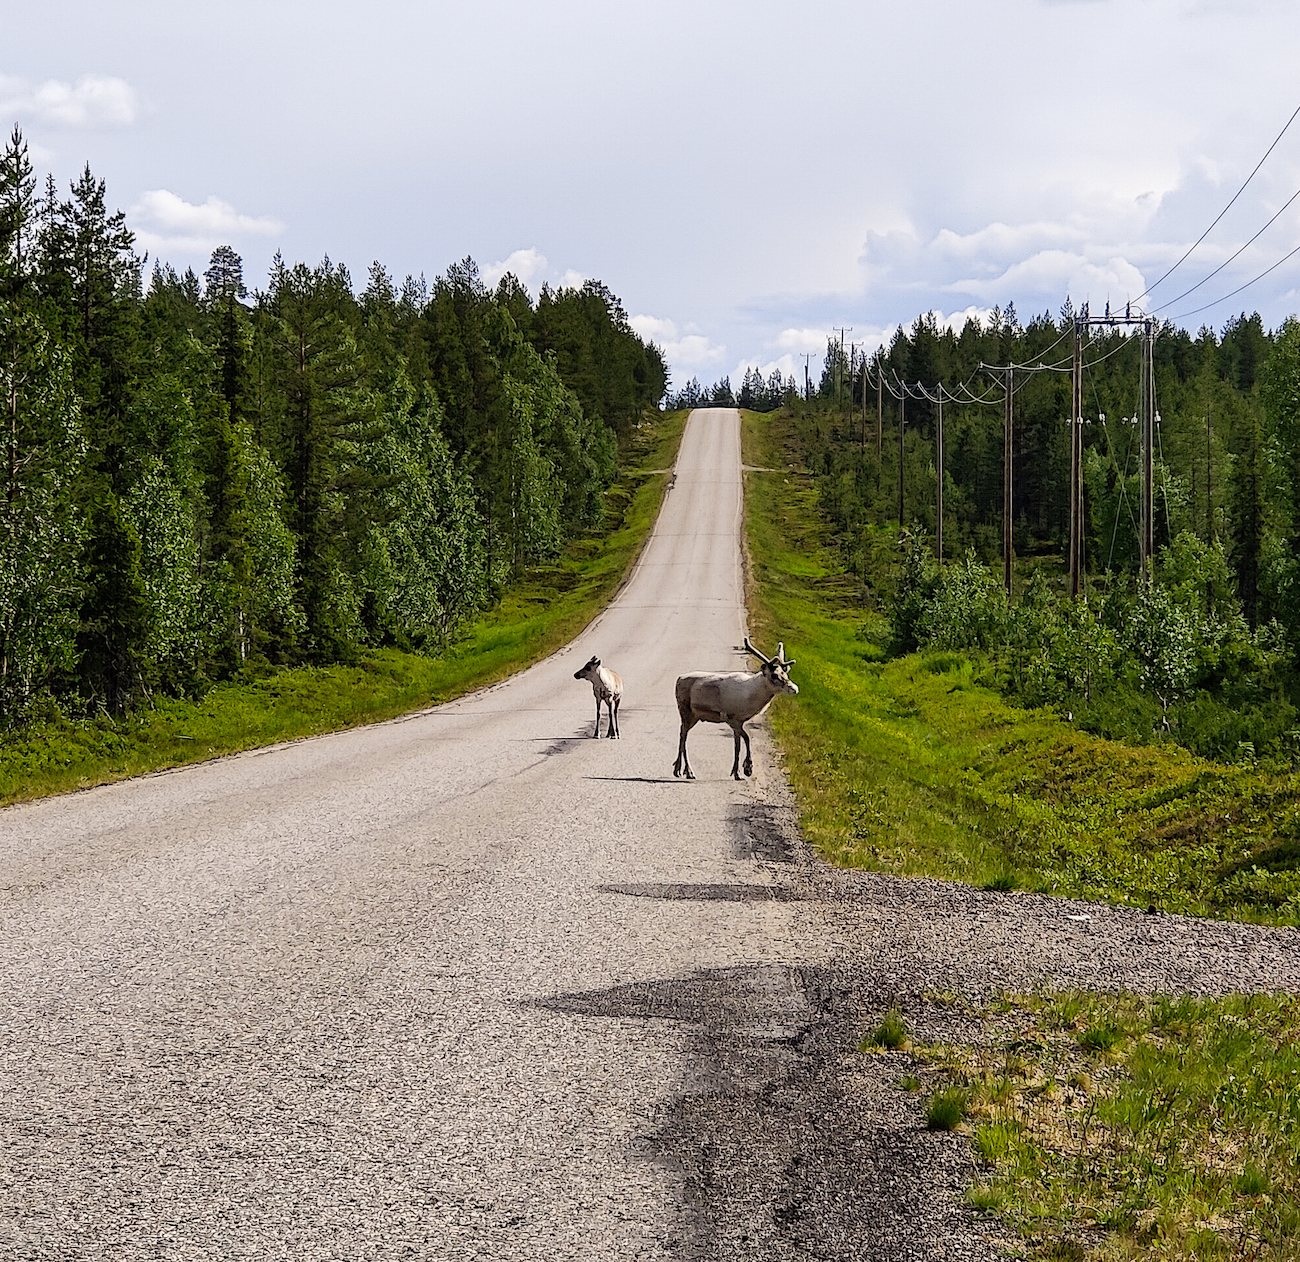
[1068,308,1158,589]
[935,389,944,566]
[1003,366,1013,596]
[897,389,906,527]
[1141,319,1155,585]
[848,341,859,427]
[876,364,883,458]
[1069,320,1084,599]
[833,327,853,419]
[1205,413,1213,542]
[857,352,869,451]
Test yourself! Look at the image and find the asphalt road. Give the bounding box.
[9,408,1297,1260]
[0,408,859,1260]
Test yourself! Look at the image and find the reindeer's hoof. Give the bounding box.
[743,760,753,777]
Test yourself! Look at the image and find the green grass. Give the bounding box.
[739,407,1300,924]
[926,1087,969,1131]
[0,410,689,806]
[927,991,1300,1261]
[861,1008,910,1051]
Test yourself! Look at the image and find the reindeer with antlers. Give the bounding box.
[673,638,798,780]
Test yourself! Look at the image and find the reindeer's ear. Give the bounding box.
[593,658,601,667]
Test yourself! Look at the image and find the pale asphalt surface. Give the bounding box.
[3,408,1299,1260]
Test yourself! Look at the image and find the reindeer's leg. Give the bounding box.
[604,697,616,738]
[610,696,621,739]
[741,724,753,777]
[730,724,744,780]
[674,717,696,778]
[593,696,601,738]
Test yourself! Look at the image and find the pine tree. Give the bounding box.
[268,256,387,657]
[76,489,151,714]
[0,127,37,303]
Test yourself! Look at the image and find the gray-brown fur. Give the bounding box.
[673,639,797,780]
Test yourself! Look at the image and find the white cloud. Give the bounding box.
[932,305,996,333]
[557,268,588,291]
[0,73,138,127]
[630,313,725,376]
[952,249,1147,308]
[629,314,676,344]
[775,327,830,354]
[130,189,284,256]
[481,246,548,289]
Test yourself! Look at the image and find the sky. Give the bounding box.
[5,0,1300,392]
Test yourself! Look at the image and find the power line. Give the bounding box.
[1135,99,1300,303]
[1151,182,1300,313]
[1167,236,1300,322]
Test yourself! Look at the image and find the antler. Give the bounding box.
[775,641,796,669]
[743,636,773,666]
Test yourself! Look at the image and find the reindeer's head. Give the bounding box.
[744,638,799,696]
[574,655,601,682]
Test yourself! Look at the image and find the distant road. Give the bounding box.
[0,408,832,1258]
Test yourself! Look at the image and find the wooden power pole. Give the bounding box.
[1141,319,1155,584]
[1069,321,1084,598]
[897,390,906,527]
[1003,366,1013,596]
[876,367,883,458]
[935,390,944,566]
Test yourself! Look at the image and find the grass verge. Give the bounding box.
[907,991,1300,1261]
[740,408,1300,925]
[1,410,689,806]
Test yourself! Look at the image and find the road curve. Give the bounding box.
[0,408,839,1259]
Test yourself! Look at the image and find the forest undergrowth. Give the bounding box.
[741,407,1300,925]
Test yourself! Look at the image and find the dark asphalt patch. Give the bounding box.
[537,966,996,1261]
[728,802,795,863]
[598,882,802,903]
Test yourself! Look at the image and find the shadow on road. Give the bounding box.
[598,882,801,902]
[583,775,680,784]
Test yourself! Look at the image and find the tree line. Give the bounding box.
[778,304,1300,761]
[665,365,797,413]
[0,127,666,727]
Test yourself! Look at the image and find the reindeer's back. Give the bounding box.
[676,671,750,722]
[599,666,623,700]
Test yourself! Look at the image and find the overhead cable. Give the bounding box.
[1152,182,1300,313]
[1135,98,1300,303]
[1168,237,1300,321]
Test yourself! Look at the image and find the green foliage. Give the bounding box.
[0,407,685,803]
[862,1008,909,1050]
[926,1087,969,1131]
[742,406,1300,923]
[0,306,85,722]
[0,131,664,737]
[76,489,152,714]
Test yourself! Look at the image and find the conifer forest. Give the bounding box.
[7,117,1300,771]
[0,129,666,728]
[782,304,1300,763]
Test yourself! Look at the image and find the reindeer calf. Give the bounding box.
[573,656,622,738]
